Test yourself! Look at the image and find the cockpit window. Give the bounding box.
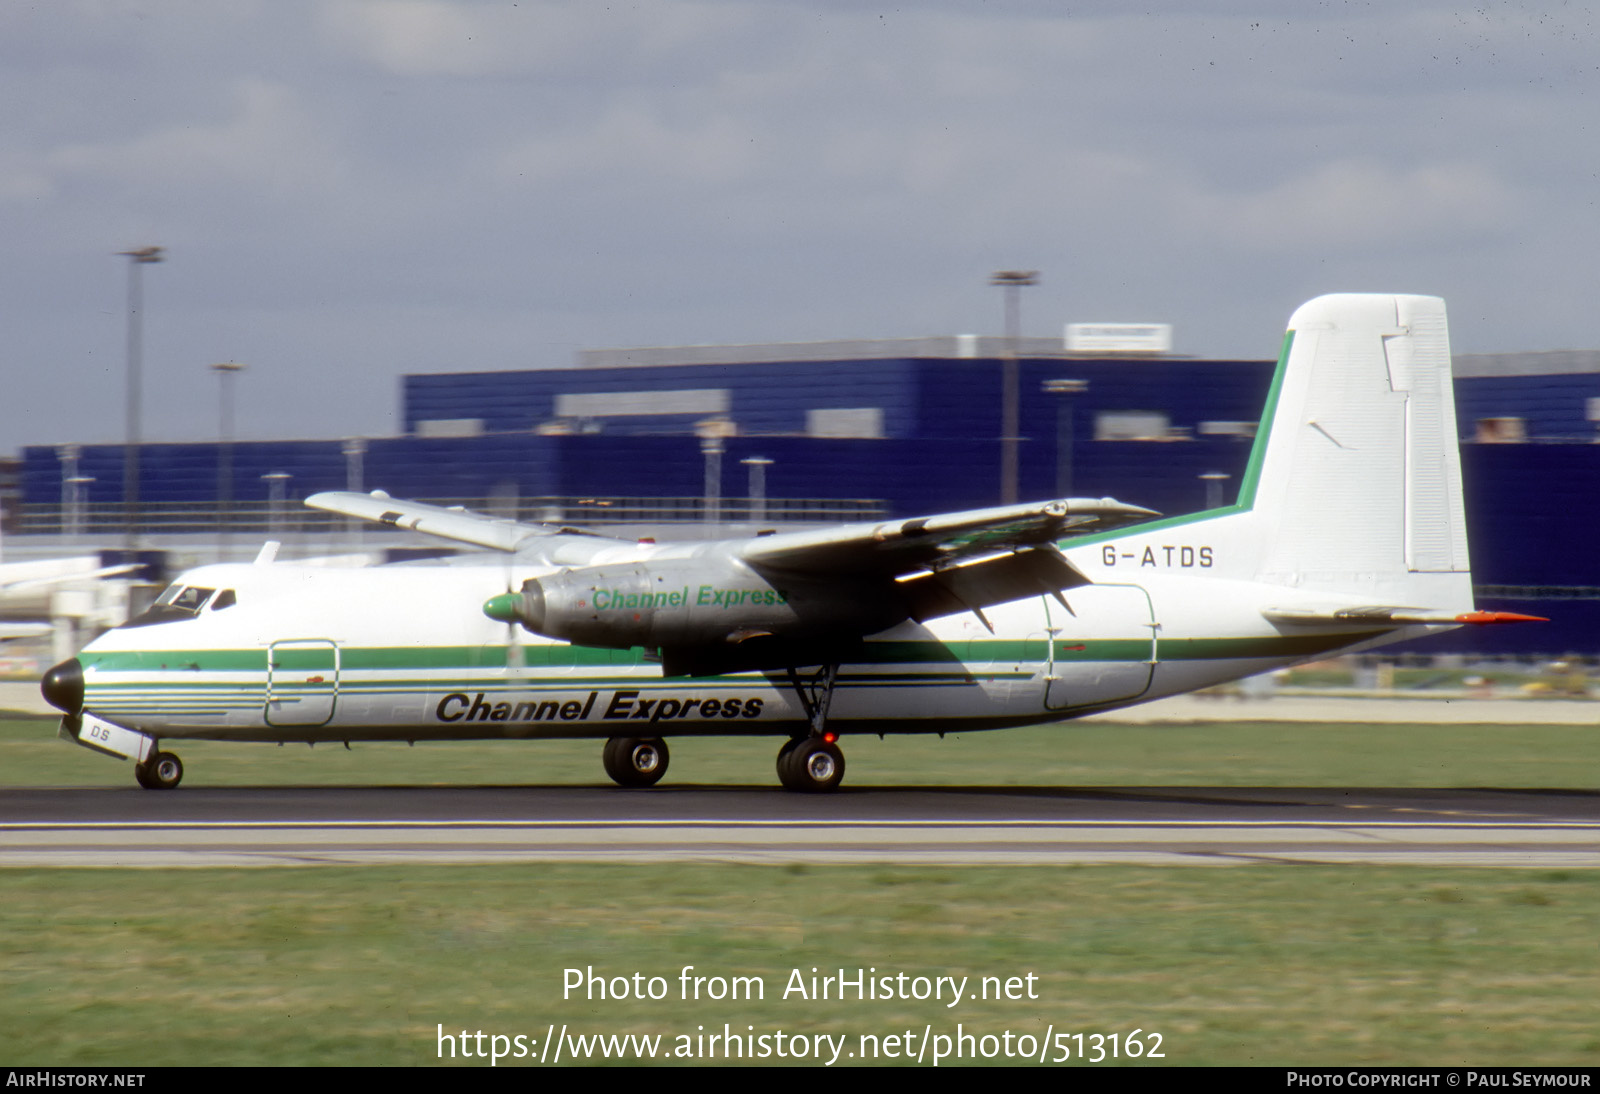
[210,589,237,611]
[121,584,222,629]
[166,586,216,612]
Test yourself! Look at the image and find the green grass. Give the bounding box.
[6,715,1599,1067]
[3,865,1599,1066]
[4,714,1597,789]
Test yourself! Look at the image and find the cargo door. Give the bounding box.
[1041,584,1157,711]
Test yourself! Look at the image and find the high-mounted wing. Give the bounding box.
[305,491,632,566]
[738,497,1155,576]
[738,496,1156,628]
[315,489,1159,676]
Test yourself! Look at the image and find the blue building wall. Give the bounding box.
[404,359,927,437]
[20,354,1600,656]
[1458,445,1598,589]
[1454,375,1600,440]
[403,356,1277,441]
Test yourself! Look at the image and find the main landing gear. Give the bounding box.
[134,749,183,790]
[599,663,849,792]
[776,734,845,792]
[775,663,845,793]
[602,736,670,788]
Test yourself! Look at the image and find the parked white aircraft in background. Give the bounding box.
[42,294,1539,791]
[0,552,153,661]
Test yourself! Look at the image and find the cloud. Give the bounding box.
[0,1,1595,451]
[316,0,760,80]
[1171,157,1525,252]
[69,79,338,194]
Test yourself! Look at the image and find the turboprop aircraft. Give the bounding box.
[41,294,1540,792]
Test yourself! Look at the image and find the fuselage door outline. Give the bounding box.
[265,639,341,727]
[1040,583,1157,711]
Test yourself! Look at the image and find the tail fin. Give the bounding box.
[1077,294,1475,613]
[1245,294,1470,600]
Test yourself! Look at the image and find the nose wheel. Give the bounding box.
[134,750,183,790]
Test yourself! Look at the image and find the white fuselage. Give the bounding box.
[69,553,1427,745]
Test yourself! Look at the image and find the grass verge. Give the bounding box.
[4,864,1599,1066]
[4,714,1598,789]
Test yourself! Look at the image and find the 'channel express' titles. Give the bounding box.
[590,585,790,611]
[436,690,765,725]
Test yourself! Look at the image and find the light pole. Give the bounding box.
[343,438,367,545]
[211,362,246,549]
[1041,378,1087,498]
[66,477,95,541]
[262,472,291,536]
[701,436,723,528]
[57,445,80,537]
[740,456,773,523]
[1200,471,1231,511]
[118,245,163,546]
[991,269,1038,505]
[696,418,733,531]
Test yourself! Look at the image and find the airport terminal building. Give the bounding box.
[13,336,1600,657]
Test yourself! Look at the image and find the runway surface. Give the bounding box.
[3,784,1598,867]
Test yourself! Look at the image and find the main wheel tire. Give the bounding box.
[776,737,844,793]
[136,750,183,790]
[602,737,669,788]
[775,737,802,790]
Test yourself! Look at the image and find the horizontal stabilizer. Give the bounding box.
[1264,606,1547,627]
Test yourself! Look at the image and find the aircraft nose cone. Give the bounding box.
[41,658,84,715]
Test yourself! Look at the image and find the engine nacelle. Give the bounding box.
[484,557,906,651]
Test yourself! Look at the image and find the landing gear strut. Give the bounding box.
[776,663,846,792]
[602,736,669,788]
[786,664,840,735]
[134,749,183,790]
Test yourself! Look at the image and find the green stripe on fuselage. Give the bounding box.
[82,627,1383,685]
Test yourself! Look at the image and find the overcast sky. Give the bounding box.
[4,0,1596,448]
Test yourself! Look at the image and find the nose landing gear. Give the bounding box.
[134,750,183,790]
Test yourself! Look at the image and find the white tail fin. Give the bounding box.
[1245,294,1470,598]
[1079,294,1474,613]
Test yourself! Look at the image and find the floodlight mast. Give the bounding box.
[118,245,164,547]
[990,269,1038,505]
